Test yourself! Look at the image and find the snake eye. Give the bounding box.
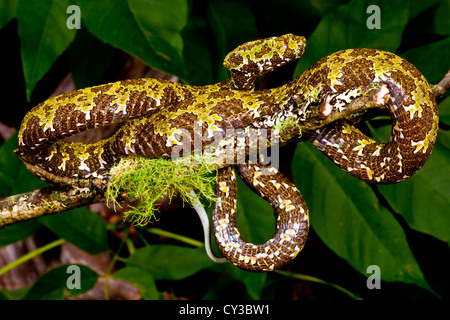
[233,119,243,128]
[222,122,233,130]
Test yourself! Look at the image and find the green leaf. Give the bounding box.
[113,266,159,300]
[17,0,77,100]
[182,0,258,85]
[68,28,118,89]
[0,134,46,247]
[78,0,188,81]
[401,37,450,85]
[207,0,258,81]
[0,290,7,300]
[0,220,41,247]
[377,142,450,244]
[292,143,431,291]
[439,97,450,126]
[433,0,450,35]
[227,266,267,300]
[40,207,109,254]
[408,0,443,19]
[294,0,409,76]
[181,16,214,86]
[0,0,17,29]
[0,287,29,300]
[127,0,187,54]
[0,133,47,197]
[125,245,215,280]
[407,0,450,36]
[437,128,450,150]
[22,264,98,300]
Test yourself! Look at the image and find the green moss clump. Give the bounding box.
[273,117,302,142]
[106,155,217,226]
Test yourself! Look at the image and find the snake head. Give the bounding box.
[312,82,392,125]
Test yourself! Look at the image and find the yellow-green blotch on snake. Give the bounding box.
[15,34,439,272]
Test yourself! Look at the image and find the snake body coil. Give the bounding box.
[15,34,438,271]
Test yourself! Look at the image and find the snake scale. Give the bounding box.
[15,34,439,271]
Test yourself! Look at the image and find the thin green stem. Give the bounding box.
[145,227,361,299]
[0,238,67,277]
[104,227,131,300]
[275,270,363,300]
[146,227,204,248]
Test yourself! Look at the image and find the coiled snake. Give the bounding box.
[15,34,439,271]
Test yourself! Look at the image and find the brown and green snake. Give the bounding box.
[14,34,439,272]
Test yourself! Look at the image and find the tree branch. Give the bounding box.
[1,71,449,229]
[433,69,450,99]
[0,185,105,229]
